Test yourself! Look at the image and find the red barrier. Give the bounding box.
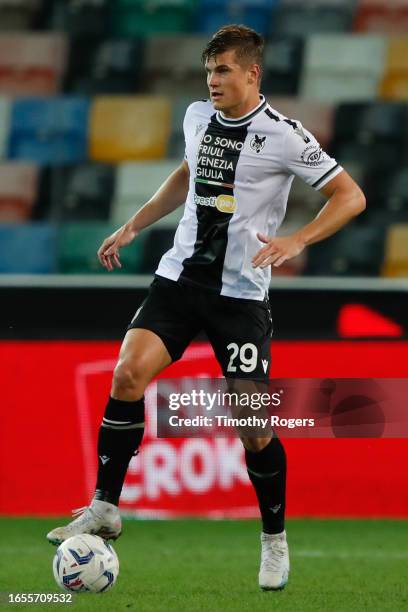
[1,340,408,518]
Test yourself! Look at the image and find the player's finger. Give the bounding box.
[112,254,122,268]
[252,246,278,267]
[104,244,118,257]
[105,255,113,272]
[256,232,270,244]
[97,246,106,265]
[268,251,286,265]
[273,255,288,267]
[98,250,107,268]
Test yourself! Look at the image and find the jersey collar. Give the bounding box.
[216,94,266,127]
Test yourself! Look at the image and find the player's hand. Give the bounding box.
[252,232,305,269]
[97,224,138,271]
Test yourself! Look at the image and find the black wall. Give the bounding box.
[2,281,407,340]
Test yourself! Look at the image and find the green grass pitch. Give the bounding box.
[0,518,407,611]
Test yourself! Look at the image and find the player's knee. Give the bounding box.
[241,436,271,452]
[112,358,146,397]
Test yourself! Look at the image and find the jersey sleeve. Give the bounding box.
[283,121,343,190]
[182,102,196,163]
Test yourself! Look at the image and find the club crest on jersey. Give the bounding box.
[250,134,266,154]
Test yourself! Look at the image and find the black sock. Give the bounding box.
[245,435,286,535]
[94,396,145,506]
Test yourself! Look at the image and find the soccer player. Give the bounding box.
[47,25,366,591]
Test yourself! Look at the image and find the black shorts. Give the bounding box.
[127,275,273,382]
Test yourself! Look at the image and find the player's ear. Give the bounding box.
[248,64,260,85]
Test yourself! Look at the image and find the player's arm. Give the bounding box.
[252,170,366,268]
[98,160,190,271]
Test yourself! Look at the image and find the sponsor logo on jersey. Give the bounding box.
[250,134,266,153]
[216,194,236,213]
[194,193,237,214]
[301,145,323,166]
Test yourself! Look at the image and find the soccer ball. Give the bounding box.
[52,534,119,593]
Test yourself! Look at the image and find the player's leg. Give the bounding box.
[47,276,200,545]
[93,328,172,508]
[47,329,172,545]
[204,294,289,590]
[243,432,288,591]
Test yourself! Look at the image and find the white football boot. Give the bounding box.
[258,531,290,591]
[46,500,122,546]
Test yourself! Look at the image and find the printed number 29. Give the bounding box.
[227,342,258,373]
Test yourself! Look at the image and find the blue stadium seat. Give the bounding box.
[0,222,56,273]
[194,0,279,36]
[8,97,90,164]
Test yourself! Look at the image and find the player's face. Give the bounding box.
[205,49,259,118]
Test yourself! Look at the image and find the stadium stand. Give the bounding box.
[384,168,408,213]
[301,33,387,102]
[0,96,11,158]
[47,163,115,221]
[332,102,408,203]
[145,35,208,96]
[139,227,177,273]
[354,0,408,34]
[49,0,111,37]
[57,221,146,274]
[0,0,44,32]
[0,222,56,273]
[262,37,304,96]
[113,0,196,36]
[194,0,278,36]
[382,223,408,277]
[89,95,171,162]
[305,224,386,277]
[0,32,67,96]
[8,96,89,164]
[0,0,406,276]
[274,1,354,36]
[380,36,408,101]
[111,160,184,227]
[64,37,145,95]
[0,162,39,222]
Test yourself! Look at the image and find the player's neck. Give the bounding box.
[220,93,264,120]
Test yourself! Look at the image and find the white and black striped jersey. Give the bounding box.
[156,95,342,300]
